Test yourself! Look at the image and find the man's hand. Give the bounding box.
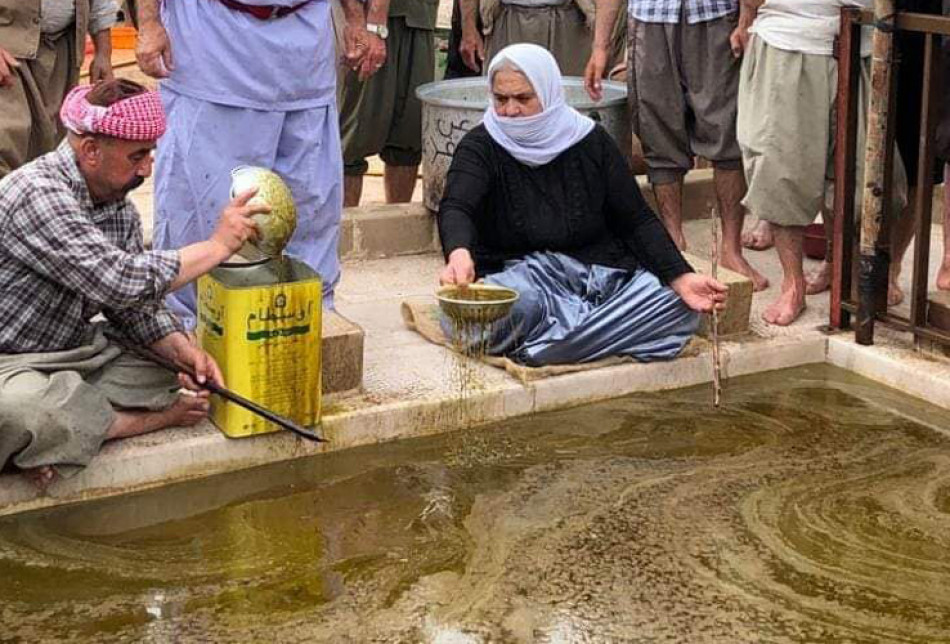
[136,21,174,78]
[584,46,609,101]
[89,30,114,82]
[210,188,267,255]
[440,248,476,286]
[0,47,20,87]
[151,331,224,390]
[670,273,728,313]
[460,27,485,73]
[729,25,751,58]
[176,343,224,391]
[343,23,370,71]
[357,33,387,80]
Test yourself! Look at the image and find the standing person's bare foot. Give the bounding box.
[742,219,775,251]
[805,261,832,295]
[937,258,950,291]
[23,466,56,491]
[887,263,905,306]
[721,250,769,291]
[762,282,807,326]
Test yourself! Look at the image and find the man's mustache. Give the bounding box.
[121,175,146,193]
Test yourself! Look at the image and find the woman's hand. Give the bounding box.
[439,248,476,286]
[670,273,728,313]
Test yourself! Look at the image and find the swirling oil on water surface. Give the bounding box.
[2,364,950,643]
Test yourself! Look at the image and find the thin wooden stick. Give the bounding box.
[711,207,722,408]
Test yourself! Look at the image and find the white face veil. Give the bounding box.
[482,43,596,167]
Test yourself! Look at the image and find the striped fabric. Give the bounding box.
[443,252,699,367]
[629,0,737,24]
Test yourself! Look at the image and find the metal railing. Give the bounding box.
[831,7,950,348]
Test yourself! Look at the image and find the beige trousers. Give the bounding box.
[738,35,907,228]
[0,326,179,478]
[0,29,78,178]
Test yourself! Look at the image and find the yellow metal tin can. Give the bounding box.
[197,258,322,438]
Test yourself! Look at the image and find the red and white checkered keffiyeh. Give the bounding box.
[60,84,167,141]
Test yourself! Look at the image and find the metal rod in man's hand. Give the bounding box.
[710,207,723,408]
[104,330,326,442]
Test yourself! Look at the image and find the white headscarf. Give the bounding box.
[483,44,595,167]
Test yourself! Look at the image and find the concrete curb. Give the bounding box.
[0,335,826,518]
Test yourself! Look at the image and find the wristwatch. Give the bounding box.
[366,22,389,40]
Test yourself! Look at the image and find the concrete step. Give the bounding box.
[340,203,440,260]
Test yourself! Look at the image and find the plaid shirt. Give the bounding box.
[0,142,183,354]
[630,0,737,24]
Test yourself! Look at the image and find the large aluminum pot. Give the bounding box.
[415,77,630,212]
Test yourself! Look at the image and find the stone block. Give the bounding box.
[322,311,364,394]
[682,252,753,337]
[342,203,438,260]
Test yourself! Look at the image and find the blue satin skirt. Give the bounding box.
[443,252,700,367]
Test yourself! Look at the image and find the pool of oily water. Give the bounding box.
[3,364,950,643]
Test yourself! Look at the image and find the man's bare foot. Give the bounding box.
[163,394,211,427]
[721,250,769,291]
[887,279,905,307]
[805,262,832,295]
[742,220,775,251]
[763,284,806,326]
[107,392,211,440]
[888,261,904,306]
[23,465,56,491]
[938,259,950,291]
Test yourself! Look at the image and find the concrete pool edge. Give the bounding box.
[1,332,944,518]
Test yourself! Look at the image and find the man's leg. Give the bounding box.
[339,17,401,207]
[0,64,33,177]
[886,187,919,306]
[651,179,688,250]
[22,394,209,489]
[383,164,418,203]
[276,105,344,307]
[548,4,594,77]
[681,12,765,285]
[714,167,769,290]
[380,23,432,204]
[0,32,73,177]
[940,165,950,289]
[630,18,693,244]
[804,209,834,295]
[343,174,364,208]
[764,225,807,326]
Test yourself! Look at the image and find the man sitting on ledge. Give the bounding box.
[437,44,726,367]
[0,80,263,488]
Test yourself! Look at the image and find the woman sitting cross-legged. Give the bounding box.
[437,44,727,367]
